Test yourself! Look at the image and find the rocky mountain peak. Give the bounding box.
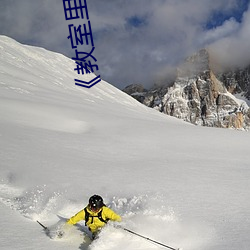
[177,49,210,78]
[123,49,250,130]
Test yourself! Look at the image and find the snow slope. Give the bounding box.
[0,35,250,250]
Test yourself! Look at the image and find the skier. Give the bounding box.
[66,194,122,239]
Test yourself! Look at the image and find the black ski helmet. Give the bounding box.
[89,195,104,210]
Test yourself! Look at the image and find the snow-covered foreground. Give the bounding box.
[0,36,250,250]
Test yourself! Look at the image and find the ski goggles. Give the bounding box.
[89,204,101,212]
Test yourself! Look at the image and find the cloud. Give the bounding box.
[0,0,249,89]
[0,0,70,54]
[209,3,250,69]
[200,18,240,45]
[88,0,249,87]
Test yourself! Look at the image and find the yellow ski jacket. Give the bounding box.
[67,206,121,233]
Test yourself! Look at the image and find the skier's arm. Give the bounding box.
[67,209,85,225]
[104,207,122,222]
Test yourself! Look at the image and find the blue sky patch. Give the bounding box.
[206,0,249,29]
[126,15,148,28]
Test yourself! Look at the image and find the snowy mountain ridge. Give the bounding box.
[1,36,250,250]
[0,35,156,134]
[0,35,142,106]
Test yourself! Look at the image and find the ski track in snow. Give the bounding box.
[0,180,211,250]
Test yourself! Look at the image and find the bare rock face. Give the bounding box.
[218,66,250,99]
[123,49,250,130]
[160,49,250,129]
[123,84,147,103]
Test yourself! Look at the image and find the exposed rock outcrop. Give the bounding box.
[123,49,250,130]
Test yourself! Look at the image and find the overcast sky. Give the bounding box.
[0,0,249,89]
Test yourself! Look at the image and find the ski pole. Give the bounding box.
[122,227,180,250]
[37,220,48,231]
